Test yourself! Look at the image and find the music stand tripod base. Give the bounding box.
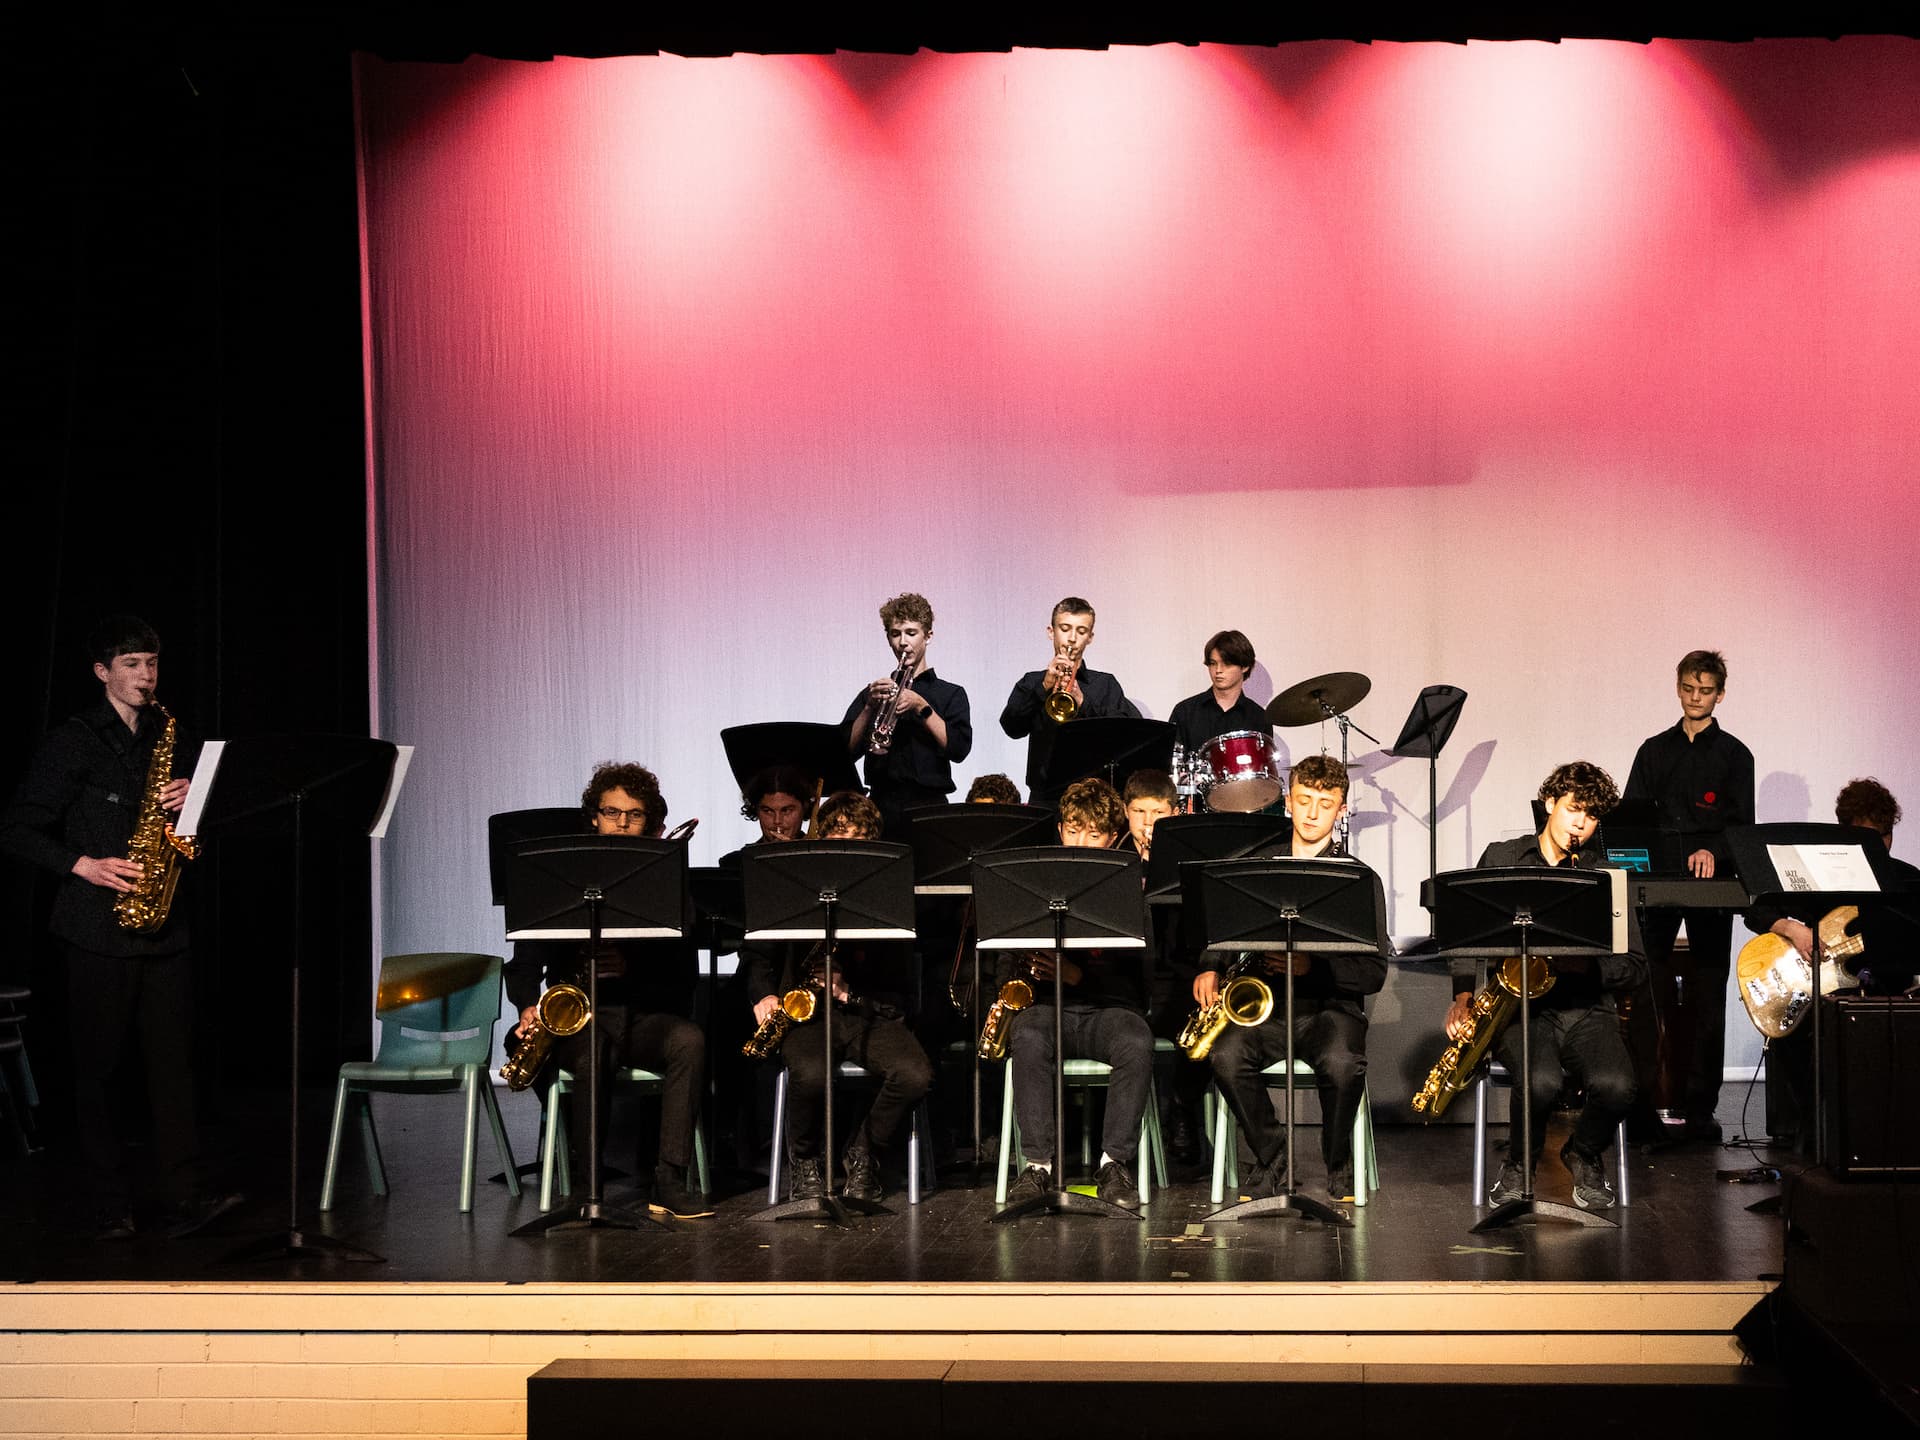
[1207,1190,1350,1227]
[991,1186,1144,1224]
[1474,1196,1616,1232]
[755,1192,890,1228]
[220,1227,386,1266]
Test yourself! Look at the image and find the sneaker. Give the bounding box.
[1488,1160,1527,1206]
[788,1156,825,1200]
[1238,1154,1284,1201]
[1096,1159,1140,1209]
[160,1191,246,1241]
[1006,1164,1051,1206]
[841,1143,884,1204]
[650,1164,715,1219]
[1562,1145,1617,1211]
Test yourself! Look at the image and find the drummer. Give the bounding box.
[1170,630,1271,752]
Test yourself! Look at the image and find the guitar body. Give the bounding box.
[1737,904,1862,1039]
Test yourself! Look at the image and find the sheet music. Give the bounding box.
[1766,842,1880,894]
[370,745,414,840]
[171,740,224,840]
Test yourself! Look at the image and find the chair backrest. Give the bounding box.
[372,953,504,1069]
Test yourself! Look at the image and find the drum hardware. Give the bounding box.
[1267,670,1380,855]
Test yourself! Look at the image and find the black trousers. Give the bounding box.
[1639,906,1734,1122]
[783,1009,932,1159]
[552,1006,704,1169]
[1008,1003,1153,1165]
[1493,1000,1636,1162]
[1209,997,1367,1181]
[68,944,198,1209]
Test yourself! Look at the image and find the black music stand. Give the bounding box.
[1144,812,1294,906]
[1433,866,1623,1231]
[746,840,916,1227]
[1035,717,1177,801]
[1190,859,1387,1228]
[721,723,863,804]
[505,836,689,1236]
[198,735,400,1266]
[1724,823,1906,1169]
[1388,685,1467,923]
[973,847,1147,1224]
[908,804,1057,1172]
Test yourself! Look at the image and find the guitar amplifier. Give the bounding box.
[1820,994,1920,1176]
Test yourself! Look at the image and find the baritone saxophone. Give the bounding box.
[1409,955,1555,1120]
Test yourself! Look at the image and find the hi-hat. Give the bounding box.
[1267,671,1372,728]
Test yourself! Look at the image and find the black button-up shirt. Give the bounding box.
[840,667,972,799]
[999,665,1140,798]
[1624,717,1754,866]
[1169,688,1272,752]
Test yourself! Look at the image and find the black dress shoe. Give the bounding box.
[1006,1164,1050,1206]
[650,1164,715,1219]
[788,1156,825,1200]
[1096,1160,1140,1209]
[1167,1110,1200,1166]
[1683,1119,1724,1145]
[841,1144,884,1204]
[160,1191,246,1241]
[90,1211,137,1242]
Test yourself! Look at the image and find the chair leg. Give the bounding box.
[459,1067,482,1213]
[1471,1074,1489,1205]
[320,1075,352,1212]
[768,1067,788,1206]
[480,1076,520,1198]
[908,1107,921,1206]
[995,1068,1017,1205]
[1209,1087,1230,1206]
[540,1083,566,1212]
[1146,1080,1169,1189]
[1615,1117,1631,1207]
[692,1122,710,1197]
[1351,1082,1376,1207]
[358,1093,388,1197]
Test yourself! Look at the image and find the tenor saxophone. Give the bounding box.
[499,983,592,1091]
[113,704,200,935]
[976,956,1035,1061]
[1176,953,1274,1060]
[742,942,829,1059]
[1409,955,1555,1120]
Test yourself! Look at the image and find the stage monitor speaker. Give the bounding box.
[1820,994,1920,1177]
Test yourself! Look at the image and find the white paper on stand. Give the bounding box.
[1766,842,1880,895]
[171,740,224,840]
[370,745,414,840]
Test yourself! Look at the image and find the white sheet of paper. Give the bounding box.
[171,739,224,840]
[1766,842,1880,894]
[369,745,414,840]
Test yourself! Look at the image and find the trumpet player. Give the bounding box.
[1445,761,1645,1211]
[999,597,1140,808]
[504,763,710,1219]
[1200,755,1385,1203]
[842,592,973,839]
[1001,778,1154,1210]
[743,793,933,1204]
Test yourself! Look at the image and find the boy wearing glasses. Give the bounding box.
[504,762,710,1217]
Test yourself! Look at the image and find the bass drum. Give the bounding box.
[1198,730,1283,813]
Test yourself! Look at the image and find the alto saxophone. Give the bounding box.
[976,956,1035,1061]
[1177,952,1275,1060]
[113,703,200,935]
[742,942,829,1059]
[499,983,592,1091]
[1410,954,1556,1120]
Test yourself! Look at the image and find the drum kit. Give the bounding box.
[1175,670,1375,814]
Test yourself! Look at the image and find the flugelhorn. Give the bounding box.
[500,982,592,1091]
[1177,953,1274,1060]
[1042,642,1082,723]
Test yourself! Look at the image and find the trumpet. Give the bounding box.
[866,647,917,757]
[1177,953,1275,1060]
[500,983,592,1091]
[977,956,1035,1061]
[1042,643,1081,723]
[742,942,830,1059]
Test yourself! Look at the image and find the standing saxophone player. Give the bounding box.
[0,616,240,1240]
[999,597,1140,809]
[841,592,973,841]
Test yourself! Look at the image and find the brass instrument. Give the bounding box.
[113,703,200,935]
[866,648,917,757]
[742,942,829,1059]
[1410,954,1556,1120]
[499,982,592,1091]
[977,956,1035,1061]
[1041,643,1082,723]
[1176,953,1275,1060]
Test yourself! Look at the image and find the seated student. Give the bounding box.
[966,773,1023,806]
[742,791,933,1203]
[743,765,813,845]
[1002,777,1154,1209]
[504,762,711,1218]
[1123,769,1205,1163]
[1199,755,1385,1201]
[1743,776,1919,1151]
[1444,760,1646,1211]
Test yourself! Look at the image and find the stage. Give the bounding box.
[0,1089,1802,1438]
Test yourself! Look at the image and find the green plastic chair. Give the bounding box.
[320,953,519,1214]
[1206,1063,1379,1205]
[994,1060,1167,1208]
[539,1066,712,1211]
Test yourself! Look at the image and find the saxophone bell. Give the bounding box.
[499,982,593,1091]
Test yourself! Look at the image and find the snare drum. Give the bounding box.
[1198,730,1283,813]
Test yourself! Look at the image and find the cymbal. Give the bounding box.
[1266,671,1371,727]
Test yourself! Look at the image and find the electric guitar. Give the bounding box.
[1736,905,1862,1039]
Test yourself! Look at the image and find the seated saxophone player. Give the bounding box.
[998,596,1140,809]
[841,591,973,840]
[1199,755,1384,1203]
[1445,760,1646,1211]
[1002,777,1155,1210]
[1126,769,1206,1165]
[503,762,711,1219]
[743,792,933,1204]
[0,615,242,1241]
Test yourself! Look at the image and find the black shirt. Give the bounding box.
[1169,688,1272,753]
[999,665,1140,797]
[840,667,973,799]
[506,937,698,1019]
[1451,835,1649,1007]
[1624,717,1755,868]
[0,699,199,957]
[1197,845,1387,1003]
